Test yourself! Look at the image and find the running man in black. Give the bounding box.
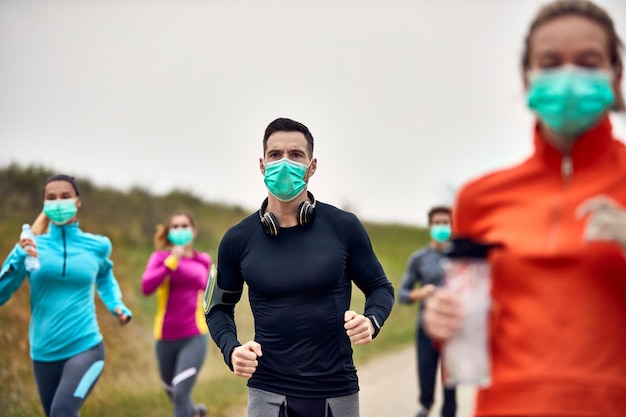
[205,118,394,417]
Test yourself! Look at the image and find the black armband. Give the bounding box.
[203,264,242,316]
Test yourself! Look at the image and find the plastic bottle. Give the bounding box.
[20,224,40,272]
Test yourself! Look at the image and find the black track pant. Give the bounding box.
[417,325,456,417]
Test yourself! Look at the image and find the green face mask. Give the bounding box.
[43,199,78,225]
[430,224,451,243]
[527,66,615,139]
[263,158,310,202]
[168,228,194,246]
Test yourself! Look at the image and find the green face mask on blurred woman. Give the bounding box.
[168,228,194,246]
[527,66,615,139]
[43,198,78,225]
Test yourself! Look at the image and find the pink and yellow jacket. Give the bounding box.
[141,250,210,340]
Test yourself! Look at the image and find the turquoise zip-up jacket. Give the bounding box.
[0,222,132,361]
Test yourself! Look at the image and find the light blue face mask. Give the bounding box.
[168,228,194,246]
[527,66,615,139]
[263,158,310,202]
[430,224,451,243]
[43,199,78,225]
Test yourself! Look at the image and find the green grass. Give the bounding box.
[0,163,426,416]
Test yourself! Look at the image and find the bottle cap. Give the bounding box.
[443,237,503,259]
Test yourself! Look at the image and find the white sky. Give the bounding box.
[1,0,625,226]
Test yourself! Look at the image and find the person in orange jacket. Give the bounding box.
[423,1,626,416]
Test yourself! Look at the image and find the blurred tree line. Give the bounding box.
[0,163,248,249]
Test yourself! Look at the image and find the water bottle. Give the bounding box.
[20,224,40,273]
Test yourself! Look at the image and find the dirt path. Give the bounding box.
[358,345,476,417]
[224,345,477,417]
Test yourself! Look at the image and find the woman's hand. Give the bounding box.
[577,195,626,251]
[114,308,132,326]
[422,287,463,343]
[170,245,185,259]
[19,237,38,257]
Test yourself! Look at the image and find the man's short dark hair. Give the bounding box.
[427,205,452,224]
[263,118,314,158]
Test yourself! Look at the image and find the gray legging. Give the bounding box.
[156,334,208,417]
[32,341,105,417]
[248,387,360,417]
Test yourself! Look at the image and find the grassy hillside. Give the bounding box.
[0,164,429,417]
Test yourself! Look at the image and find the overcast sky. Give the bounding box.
[1,0,625,226]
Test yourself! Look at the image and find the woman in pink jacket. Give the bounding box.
[141,209,211,417]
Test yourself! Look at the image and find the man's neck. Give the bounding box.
[430,240,445,251]
[266,191,309,227]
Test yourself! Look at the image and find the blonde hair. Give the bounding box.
[30,212,50,235]
[522,0,625,111]
[153,210,198,249]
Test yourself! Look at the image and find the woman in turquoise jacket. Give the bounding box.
[0,174,132,417]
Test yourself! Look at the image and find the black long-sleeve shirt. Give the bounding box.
[206,200,394,398]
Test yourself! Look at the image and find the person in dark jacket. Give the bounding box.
[399,206,456,417]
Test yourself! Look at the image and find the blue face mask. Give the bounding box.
[263,158,310,202]
[168,228,194,246]
[527,66,615,139]
[43,199,78,225]
[430,224,451,243]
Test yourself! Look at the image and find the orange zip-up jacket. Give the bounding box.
[454,117,626,416]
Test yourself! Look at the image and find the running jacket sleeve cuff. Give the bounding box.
[225,341,242,371]
[114,305,133,318]
[368,315,382,339]
[164,255,179,270]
